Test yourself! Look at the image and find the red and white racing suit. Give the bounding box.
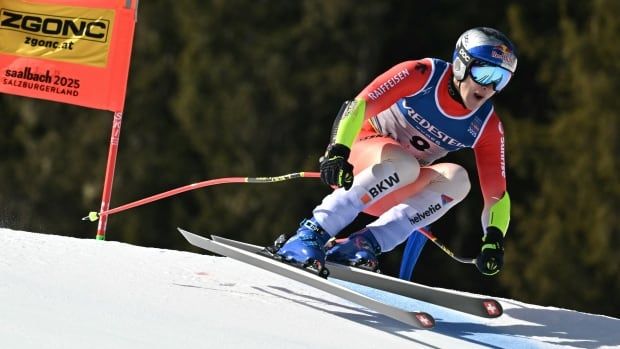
[312,58,510,251]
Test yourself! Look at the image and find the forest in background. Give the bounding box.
[1,0,618,317]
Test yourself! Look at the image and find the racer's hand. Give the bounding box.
[475,227,504,276]
[319,143,354,190]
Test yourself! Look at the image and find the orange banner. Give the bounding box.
[0,0,137,111]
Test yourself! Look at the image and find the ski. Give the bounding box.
[178,228,435,330]
[211,235,503,318]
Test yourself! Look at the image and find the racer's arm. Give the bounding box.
[330,59,433,147]
[472,113,510,275]
[320,59,433,189]
[473,113,510,236]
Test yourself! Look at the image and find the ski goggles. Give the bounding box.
[469,62,512,92]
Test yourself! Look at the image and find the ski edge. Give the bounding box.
[178,228,435,330]
[211,235,503,318]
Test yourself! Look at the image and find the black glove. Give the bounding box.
[475,227,504,276]
[319,143,354,190]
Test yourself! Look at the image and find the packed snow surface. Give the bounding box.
[1,228,618,349]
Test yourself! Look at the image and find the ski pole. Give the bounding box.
[417,227,476,264]
[83,171,320,222]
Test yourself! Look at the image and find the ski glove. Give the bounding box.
[319,143,354,190]
[475,227,504,276]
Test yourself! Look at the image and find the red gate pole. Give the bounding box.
[96,111,124,240]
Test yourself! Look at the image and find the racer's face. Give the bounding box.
[457,75,496,110]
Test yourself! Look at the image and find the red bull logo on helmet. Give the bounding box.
[491,44,515,66]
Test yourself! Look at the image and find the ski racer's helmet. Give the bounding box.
[452,27,518,92]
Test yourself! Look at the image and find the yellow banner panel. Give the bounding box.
[0,2,114,67]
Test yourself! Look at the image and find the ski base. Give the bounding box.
[211,235,503,318]
[178,228,435,329]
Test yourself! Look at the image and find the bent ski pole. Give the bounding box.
[417,227,476,264]
[83,171,320,222]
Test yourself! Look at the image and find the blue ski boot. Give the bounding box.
[275,218,332,276]
[326,229,382,271]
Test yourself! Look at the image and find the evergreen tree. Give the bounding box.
[503,0,620,316]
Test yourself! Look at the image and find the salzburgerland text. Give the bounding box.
[2,78,79,96]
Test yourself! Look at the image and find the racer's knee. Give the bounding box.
[427,163,471,203]
[379,143,421,184]
[351,145,420,206]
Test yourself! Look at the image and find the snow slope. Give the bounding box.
[1,228,618,349]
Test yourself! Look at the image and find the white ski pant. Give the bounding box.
[313,134,471,252]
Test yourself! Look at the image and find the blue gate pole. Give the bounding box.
[399,228,429,280]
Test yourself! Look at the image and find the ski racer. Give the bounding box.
[275,27,517,276]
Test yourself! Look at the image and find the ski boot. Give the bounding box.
[326,228,381,272]
[274,218,332,277]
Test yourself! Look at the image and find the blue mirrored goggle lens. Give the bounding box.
[469,65,512,91]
